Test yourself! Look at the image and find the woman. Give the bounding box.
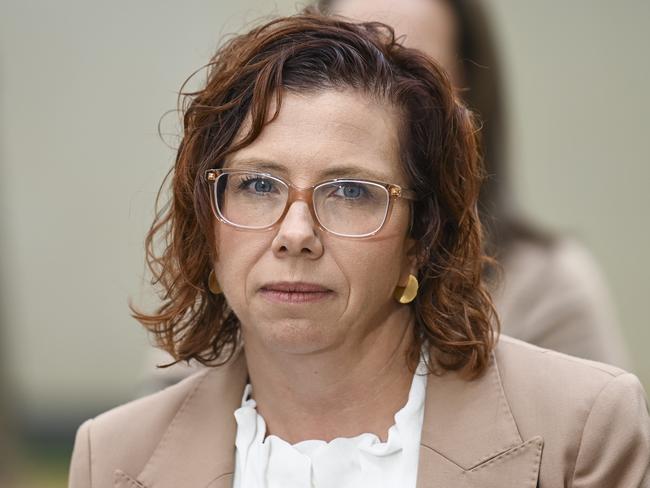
[316,0,631,368]
[141,0,629,396]
[69,13,650,488]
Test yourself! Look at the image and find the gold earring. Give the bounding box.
[208,270,222,294]
[394,274,418,304]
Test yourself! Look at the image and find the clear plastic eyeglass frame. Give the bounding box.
[204,168,418,238]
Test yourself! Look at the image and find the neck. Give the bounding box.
[243,306,417,444]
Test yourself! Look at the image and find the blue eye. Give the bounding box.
[253,179,272,193]
[239,176,275,193]
[334,183,366,199]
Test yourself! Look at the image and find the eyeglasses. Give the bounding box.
[205,169,417,238]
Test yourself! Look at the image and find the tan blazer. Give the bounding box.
[69,336,650,487]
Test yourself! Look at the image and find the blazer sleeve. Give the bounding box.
[69,419,93,488]
[572,373,650,487]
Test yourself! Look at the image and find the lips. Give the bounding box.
[261,281,331,292]
[260,281,334,303]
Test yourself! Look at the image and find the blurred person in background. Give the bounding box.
[316,0,631,367]
[140,0,630,394]
[69,14,650,487]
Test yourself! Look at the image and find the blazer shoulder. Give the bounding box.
[494,334,636,434]
[93,366,209,430]
[71,369,211,487]
[494,336,650,485]
[496,334,627,381]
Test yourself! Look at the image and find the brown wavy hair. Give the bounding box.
[132,12,498,379]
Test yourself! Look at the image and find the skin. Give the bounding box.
[213,89,419,443]
[329,0,462,84]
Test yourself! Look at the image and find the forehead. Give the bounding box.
[225,89,405,185]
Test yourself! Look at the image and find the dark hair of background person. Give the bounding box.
[130,13,498,379]
[316,0,553,259]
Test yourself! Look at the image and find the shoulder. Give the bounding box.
[90,366,209,434]
[70,352,247,488]
[70,369,211,487]
[494,238,629,366]
[495,334,626,383]
[498,237,610,305]
[495,334,639,416]
[540,237,611,296]
[494,336,650,483]
[495,334,637,427]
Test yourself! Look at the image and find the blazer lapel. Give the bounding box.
[416,352,543,487]
[113,470,145,488]
[114,351,248,488]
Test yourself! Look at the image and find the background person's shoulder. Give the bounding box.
[494,237,630,368]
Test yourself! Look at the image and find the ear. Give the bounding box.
[212,223,221,263]
[399,237,420,286]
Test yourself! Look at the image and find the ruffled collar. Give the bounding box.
[232,356,428,488]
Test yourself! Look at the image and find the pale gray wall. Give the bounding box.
[1,1,648,421]
[489,0,650,378]
[0,0,301,419]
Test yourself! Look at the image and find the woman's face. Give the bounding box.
[329,0,461,84]
[213,89,417,355]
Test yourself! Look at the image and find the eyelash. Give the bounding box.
[238,176,275,192]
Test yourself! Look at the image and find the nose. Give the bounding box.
[271,201,323,259]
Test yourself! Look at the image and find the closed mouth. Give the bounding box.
[259,282,334,303]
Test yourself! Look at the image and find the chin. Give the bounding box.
[248,318,343,355]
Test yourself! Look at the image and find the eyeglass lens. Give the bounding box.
[214,171,390,236]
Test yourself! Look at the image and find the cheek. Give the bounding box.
[338,237,406,303]
[326,204,411,302]
[212,225,267,299]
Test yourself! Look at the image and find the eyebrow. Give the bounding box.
[225,159,395,183]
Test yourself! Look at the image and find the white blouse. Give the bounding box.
[232,357,428,488]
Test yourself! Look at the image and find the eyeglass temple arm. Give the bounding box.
[390,186,418,201]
